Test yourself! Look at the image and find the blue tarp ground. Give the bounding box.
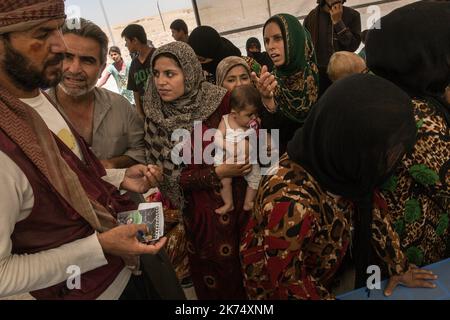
[338,258,450,300]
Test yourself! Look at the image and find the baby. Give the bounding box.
[327,51,368,82]
[214,85,263,214]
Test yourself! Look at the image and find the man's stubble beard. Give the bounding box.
[1,39,63,91]
[58,81,97,98]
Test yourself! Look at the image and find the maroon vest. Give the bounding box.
[0,124,137,300]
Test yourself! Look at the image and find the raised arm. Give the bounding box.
[97,67,112,88]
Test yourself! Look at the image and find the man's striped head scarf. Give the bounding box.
[0,0,66,34]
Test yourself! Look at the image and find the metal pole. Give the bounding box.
[240,0,246,19]
[157,0,166,32]
[99,0,116,45]
[191,0,202,26]
[267,0,272,18]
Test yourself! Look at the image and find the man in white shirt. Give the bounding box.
[0,0,177,300]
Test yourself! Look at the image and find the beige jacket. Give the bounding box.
[47,87,145,164]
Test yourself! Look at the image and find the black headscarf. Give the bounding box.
[188,25,241,76]
[246,37,274,72]
[246,37,261,55]
[365,1,450,124]
[287,74,417,288]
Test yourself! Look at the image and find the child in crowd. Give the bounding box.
[327,51,368,82]
[214,85,263,214]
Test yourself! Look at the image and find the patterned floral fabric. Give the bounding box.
[242,56,261,76]
[382,99,450,266]
[240,154,406,300]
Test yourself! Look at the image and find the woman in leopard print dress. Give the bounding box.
[240,74,437,300]
[366,1,450,266]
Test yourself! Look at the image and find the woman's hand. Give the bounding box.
[251,65,277,112]
[384,264,437,297]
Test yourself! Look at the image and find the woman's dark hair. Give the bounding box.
[152,52,182,69]
[121,24,147,44]
[170,19,188,34]
[230,84,264,113]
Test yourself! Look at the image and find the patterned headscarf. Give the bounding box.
[0,0,66,34]
[264,14,319,124]
[215,56,251,88]
[144,41,227,209]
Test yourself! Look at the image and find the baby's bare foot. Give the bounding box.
[243,202,254,211]
[215,204,234,215]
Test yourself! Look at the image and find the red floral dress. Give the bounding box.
[240,154,406,299]
[180,94,250,300]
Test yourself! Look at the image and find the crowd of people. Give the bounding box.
[0,0,448,300]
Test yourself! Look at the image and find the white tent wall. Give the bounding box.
[193,0,419,53]
[100,0,420,93]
